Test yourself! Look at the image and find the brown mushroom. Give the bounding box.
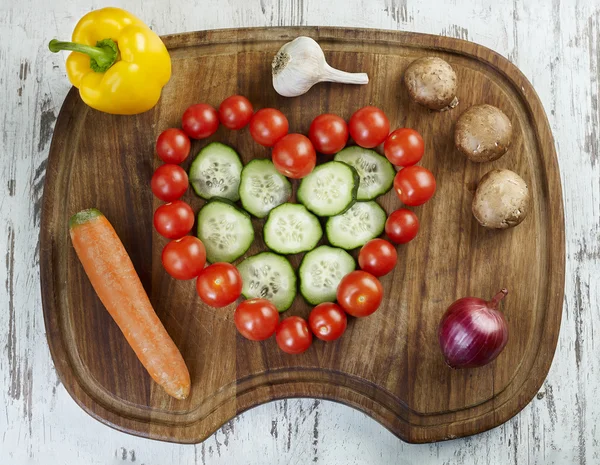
[472,169,530,229]
[455,104,513,162]
[404,57,458,111]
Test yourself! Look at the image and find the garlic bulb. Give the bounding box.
[272,36,369,97]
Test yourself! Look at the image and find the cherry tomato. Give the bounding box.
[276,316,313,354]
[308,303,347,341]
[358,239,398,277]
[234,298,280,341]
[308,113,349,155]
[336,271,383,318]
[384,128,425,167]
[385,209,420,244]
[182,103,219,139]
[219,95,254,130]
[161,236,206,280]
[153,200,195,239]
[156,128,191,164]
[196,263,243,308]
[249,108,289,147]
[151,164,189,202]
[393,166,436,206]
[349,106,390,148]
[272,134,316,179]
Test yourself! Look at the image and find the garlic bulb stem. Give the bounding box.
[272,36,369,97]
[320,63,369,85]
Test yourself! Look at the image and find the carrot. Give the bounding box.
[69,208,190,400]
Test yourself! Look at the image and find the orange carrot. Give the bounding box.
[69,208,190,400]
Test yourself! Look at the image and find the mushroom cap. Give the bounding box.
[472,169,530,229]
[455,104,513,162]
[404,57,458,111]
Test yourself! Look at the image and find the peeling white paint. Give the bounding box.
[1,0,598,463]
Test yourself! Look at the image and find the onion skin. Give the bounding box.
[438,289,509,369]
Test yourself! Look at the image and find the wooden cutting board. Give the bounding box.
[40,27,565,444]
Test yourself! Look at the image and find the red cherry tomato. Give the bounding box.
[219,95,254,130]
[385,209,420,244]
[234,298,280,341]
[358,239,398,277]
[308,303,347,341]
[336,271,383,318]
[161,236,206,280]
[249,108,289,147]
[308,113,349,155]
[276,316,313,354]
[196,263,242,308]
[156,128,191,164]
[272,134,316,179]
[384,128,425,167]
[349,106,390,148]
[393,166,436,206]
[153,200,195,239]
[151,164,189,202]
[182,103,219,139]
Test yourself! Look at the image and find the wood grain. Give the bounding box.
[39,26,564,444]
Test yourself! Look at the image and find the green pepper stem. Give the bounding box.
[48,38,119,73]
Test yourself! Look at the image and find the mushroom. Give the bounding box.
[404,57,458,111]
[455,104,513,162]
[472,169,530,229]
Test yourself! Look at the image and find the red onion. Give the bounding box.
[438,289,509,369]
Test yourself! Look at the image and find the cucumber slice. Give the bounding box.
[189,142,243,201]
[326,201,386,250]
[237,252,297,312]
[196,199,254,263]
[299,246,356,305]
[263,203,323,254]
[239,159,292,218]
[334,146,395,200]
[297,161,358,216]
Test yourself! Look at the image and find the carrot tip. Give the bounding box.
[170,386,190,400]
[69,208,104,229]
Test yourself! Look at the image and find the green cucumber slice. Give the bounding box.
[196,199,254,263]
[297,161,358,216]
[334,146,395,200]
[263,203,323,255]
[237,252,297,312]
[189,142,243,201]
[299,246,356,305]
[326,201,386,250]
[238,159,292,218]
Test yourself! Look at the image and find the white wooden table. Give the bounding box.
[1,0,597,463]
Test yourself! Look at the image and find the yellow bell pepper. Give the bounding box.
[49,7,171,115]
